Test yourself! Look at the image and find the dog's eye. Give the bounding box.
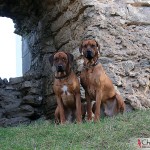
[55,58,58,61]
[91,44,96,48]
[62,58,66,61]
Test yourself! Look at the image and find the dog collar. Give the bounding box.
[92,61,98,66]
[54,70,72,79]
[84,61,99,69]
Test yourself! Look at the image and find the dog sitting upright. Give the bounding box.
[49,51,82,124]
[79,39,125,122]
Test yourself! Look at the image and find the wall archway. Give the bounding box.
[0,17,22,79]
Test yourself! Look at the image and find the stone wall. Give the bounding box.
[44,0,150,110]
[0,75,44,127]
[0,0,150,126]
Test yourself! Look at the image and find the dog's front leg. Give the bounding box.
[75,92,82,123]
[55,106,60,123]
[94,91,102,122]
[85,92,92,121]
[56,95,66,124]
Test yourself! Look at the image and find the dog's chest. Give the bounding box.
[81,70,101,99]
[61,85,70,95]
[87,85,96,99]
[61,85,75,106]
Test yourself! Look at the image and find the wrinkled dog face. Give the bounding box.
[50,52,68,72]
[79,40,100,60]
[49,52,74,73]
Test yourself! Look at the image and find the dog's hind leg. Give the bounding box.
[115,93,125,113]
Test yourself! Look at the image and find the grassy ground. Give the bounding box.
[0,110,150,150]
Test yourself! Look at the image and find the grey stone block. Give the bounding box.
[9,77,24,85]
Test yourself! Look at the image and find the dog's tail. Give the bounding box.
[115,93,125,113]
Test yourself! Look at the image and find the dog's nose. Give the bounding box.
[86,50,94,59]
[87,49,92,54]
[58,65,63,70]
[57,65,64,72]
[87,49,92,52]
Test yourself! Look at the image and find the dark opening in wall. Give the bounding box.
[0,17,22,79]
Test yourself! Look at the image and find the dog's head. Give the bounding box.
[79,39,100,60]
[49,52,74,73]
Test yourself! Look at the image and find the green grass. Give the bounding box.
[0,110,150,150]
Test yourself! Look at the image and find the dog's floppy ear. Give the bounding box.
[95,40,100,54]
[66,52,74,66]
[49,54,54,66]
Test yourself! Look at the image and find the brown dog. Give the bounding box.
[49,51,82,124]
[79,40,125,122]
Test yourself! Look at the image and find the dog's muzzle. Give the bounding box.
[86,50,94,60]
[57,65,64,72]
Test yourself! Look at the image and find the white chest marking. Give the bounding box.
[62,85,70,95]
